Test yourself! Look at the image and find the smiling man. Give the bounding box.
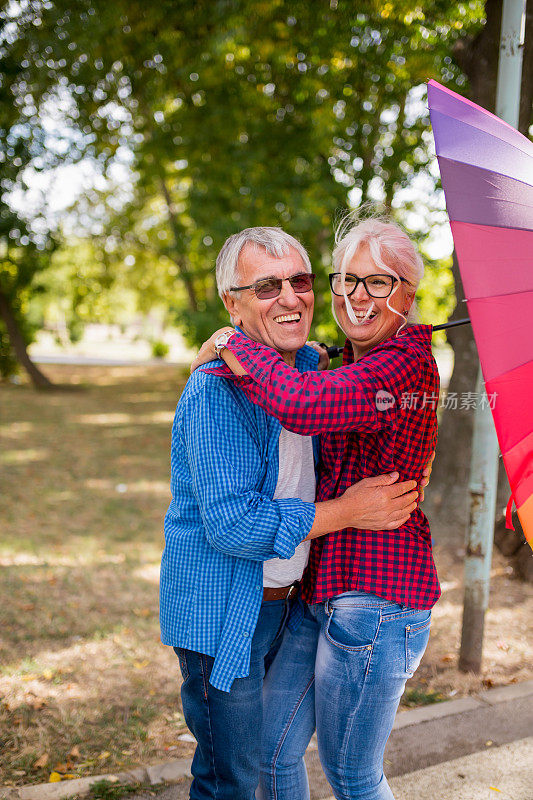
[160,227,419,800]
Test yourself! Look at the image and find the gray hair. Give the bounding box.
[215,227,312,298]
[333,216,424,327]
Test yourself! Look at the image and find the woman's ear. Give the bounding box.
[403,291,415,316]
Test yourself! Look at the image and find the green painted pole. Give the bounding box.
[458,0,526,673]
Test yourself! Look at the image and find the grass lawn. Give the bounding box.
[1,364,532,787]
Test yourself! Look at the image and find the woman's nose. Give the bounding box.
[352,280,371,301]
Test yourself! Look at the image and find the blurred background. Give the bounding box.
[1,0,532,791]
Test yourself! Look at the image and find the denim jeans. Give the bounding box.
[258,592,431,800]
[174,598,291,800]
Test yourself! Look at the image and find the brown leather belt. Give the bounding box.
[262,582,299,602]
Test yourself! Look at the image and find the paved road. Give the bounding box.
[7,683,532,800]
[120,684,533,800]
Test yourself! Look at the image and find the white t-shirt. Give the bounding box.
[263,427,316,588]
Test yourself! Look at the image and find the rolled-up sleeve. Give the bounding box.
[181,381,316,559]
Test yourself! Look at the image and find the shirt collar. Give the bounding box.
[342,323,434,365]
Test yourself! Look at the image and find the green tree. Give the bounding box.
[2,0,486,374]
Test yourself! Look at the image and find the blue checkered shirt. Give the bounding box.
[160,344,319,692]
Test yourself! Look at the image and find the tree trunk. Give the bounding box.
[519,0,533,138]
[159,175,199,311]
[0,290,52,388]
[425,0,504,547]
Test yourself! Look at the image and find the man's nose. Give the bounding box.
[278,280,300,307]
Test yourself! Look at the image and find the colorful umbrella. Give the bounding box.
[427,79,533,547]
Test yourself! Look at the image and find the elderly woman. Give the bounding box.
[196,219,440,800]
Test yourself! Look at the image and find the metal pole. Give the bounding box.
[458,0,526,673]
[495,0,527,125]
[458,374,500,672]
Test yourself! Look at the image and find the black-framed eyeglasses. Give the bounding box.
[329,272,407,299]
[230,272,316,300]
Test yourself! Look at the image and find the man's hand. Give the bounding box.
[190,327,234,373]
[419,450,436,502]
[340,473,419,530]
[307,472,418,540]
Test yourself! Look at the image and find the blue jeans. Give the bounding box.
[174,599,291,800]
[258,592,431,800]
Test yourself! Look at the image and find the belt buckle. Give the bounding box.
[286,581,299,601]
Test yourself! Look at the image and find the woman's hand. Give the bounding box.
[190,328,235,374]
[419,450,436,502]
[306,341,330,371]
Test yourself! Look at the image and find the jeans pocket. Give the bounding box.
[174,647,190,681]
[405,613,431,675]
[325,604,380,652]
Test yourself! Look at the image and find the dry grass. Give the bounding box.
[1,364,532,787]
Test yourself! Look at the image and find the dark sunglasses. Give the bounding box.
[230,272,316,300]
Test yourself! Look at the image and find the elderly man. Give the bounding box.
[160,227,418,800]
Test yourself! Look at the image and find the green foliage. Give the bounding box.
[150,339,169,359]
[1,0,488,349]
[402,687,446,707]
[86,780,145,800]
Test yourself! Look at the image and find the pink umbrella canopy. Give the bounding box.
[427,79,533,547]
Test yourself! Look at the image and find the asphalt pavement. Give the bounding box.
[4,681,532,800]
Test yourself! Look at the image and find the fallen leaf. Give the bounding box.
[98,751,111,760]
[31,698,47,710]
[133,608,151,617]
[133,660,149,669]
[489,789,502,793]
[178,733,195,743]
[34,754,49,769]
[53,763,68,773]
[48,772,62,783]
[63,775,77,780]
[69,746,81,759]
[42,669,54,680]
[485,740,493,747]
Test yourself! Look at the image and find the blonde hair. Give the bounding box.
[332,215,424,330]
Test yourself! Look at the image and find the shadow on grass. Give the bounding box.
[0,560,185,786]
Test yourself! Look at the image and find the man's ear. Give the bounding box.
[222,292,241,326]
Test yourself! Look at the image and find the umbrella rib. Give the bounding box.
[431,108,533,159]
[467,289,533,301]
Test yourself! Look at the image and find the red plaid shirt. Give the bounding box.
[222,324,441,610]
